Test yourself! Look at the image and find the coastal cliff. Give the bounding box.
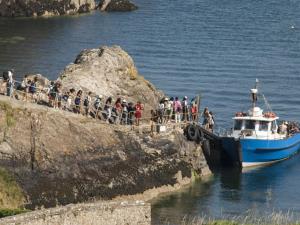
[0,0,95,17]
[0,46,210,210]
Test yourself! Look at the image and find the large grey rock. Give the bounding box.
[0,95,209,209]
[0,45,210,211]
[0,0,96,17]
[98,0,137,12]
[58,45,162,118]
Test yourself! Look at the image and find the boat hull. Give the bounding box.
[221,133,300,168]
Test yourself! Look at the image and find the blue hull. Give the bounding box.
[221,133,300,167]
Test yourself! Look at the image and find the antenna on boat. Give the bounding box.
[251,79,259,109]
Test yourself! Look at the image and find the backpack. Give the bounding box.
[2,71,9,81]
[83,97,89,107]
[75,97,81,105]
[29,83,36,93]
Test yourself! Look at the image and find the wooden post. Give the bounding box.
[196,95,201,123]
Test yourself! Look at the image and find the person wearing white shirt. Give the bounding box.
[7,69,14,97]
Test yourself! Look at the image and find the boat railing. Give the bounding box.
[214,126,232,137]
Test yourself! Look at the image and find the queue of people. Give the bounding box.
[278,121,300,136]
[1,70,215,129]
[1,71,145,126]
[151,96,201,124]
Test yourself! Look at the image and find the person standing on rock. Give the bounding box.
[105,97,113,123]
[134,101,144,126]
[68,88,76,111]
[6,69,14,97]
[29,77,38,102]
[173,97,182,123]
[62,91,70,110]
[84,91,92,117]
[191,102,198,122]
[182,96,189,122]
[114,97,122,124]
[20,74,29,101]
[164,97,172,123]
[93,95,103,119]
[158,99,165,124]
[150,109,158,135]
[55,82,62,109]
[121,99,128,125]
[203,107,210,130]
[208,111,215,132]
[127,102,135,125]
[48,81,56,107]
[74,90,82,114]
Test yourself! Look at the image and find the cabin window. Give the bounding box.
[234,120,243,130]
[245,120,255,130]
[259,121,269,131]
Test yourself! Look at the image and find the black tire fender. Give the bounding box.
[187,124,200,141]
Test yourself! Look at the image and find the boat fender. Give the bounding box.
[187,124,200,141]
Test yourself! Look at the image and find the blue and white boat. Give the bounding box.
[221,80,300,168]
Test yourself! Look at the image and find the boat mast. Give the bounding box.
[251,79,259,110]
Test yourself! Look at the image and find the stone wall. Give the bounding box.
[0,201,150,225]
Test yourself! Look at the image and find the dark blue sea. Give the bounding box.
[0,0,300,223]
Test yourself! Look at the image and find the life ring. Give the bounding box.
[264,112,276,118]
[186,124,200,141]
[235,112,244,117]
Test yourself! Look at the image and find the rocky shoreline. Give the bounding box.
[0,46,210,216]
[0,0,95,17]
[0,0,137,17]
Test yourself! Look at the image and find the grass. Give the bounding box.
[0,167,25,210]
[0,101,16,128]
[0,208,29,218]
[129,65,138,80]
[0,101,16,142]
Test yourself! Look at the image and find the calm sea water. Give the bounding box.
[0,0,300,222]
[151,154,300,224]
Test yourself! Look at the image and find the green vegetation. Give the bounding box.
[0,101,16,142]
[129,66,138,80]
[0,208,29,218]
[0,101,16,128]
[0,167,25,210]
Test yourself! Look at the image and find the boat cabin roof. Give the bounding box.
[233,116,279,122]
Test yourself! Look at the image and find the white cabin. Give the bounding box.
[231,106,285,140]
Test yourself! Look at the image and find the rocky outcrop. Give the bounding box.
[98,0,137,12]
[59,45,163,118]
[0,0,95,17]
[0,45,210,210]
[0,96,209,209]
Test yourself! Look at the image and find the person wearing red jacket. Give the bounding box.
[134,101,144,126]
